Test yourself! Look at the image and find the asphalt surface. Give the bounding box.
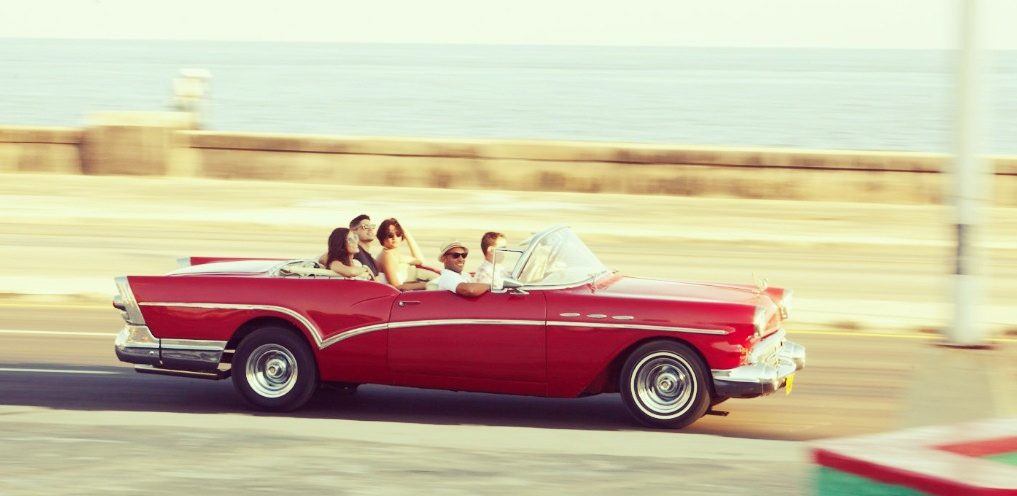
[1,301,1015,494]
[2,173,1017,494]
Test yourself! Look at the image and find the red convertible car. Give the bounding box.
[114,226,804,429]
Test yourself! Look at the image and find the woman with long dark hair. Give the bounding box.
[324,227,374,280]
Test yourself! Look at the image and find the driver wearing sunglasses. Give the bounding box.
[435,241,490,297]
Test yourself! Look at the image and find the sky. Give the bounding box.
[2,0,1017,49]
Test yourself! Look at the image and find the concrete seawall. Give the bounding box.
[3,114,1016,204]
[0,126,82,174]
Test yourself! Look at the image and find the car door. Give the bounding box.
[388,289,547,393]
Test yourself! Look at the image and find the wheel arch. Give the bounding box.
[589,335,714,396]
[226,316,314,363]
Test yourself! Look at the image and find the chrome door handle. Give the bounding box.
[398,300,421,307]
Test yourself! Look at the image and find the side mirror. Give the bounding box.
[494,277,527,295]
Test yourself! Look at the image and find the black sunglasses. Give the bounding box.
[447,252,468,259]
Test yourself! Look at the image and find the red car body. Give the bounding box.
[114,226,804,428]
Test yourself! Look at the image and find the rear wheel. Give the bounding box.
[620,341,710,429]
[232,326,318,411]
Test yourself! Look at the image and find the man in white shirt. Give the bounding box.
[474,231,509,285]
[435,241,490,297]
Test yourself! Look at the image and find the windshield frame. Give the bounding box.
[508,225,611,290]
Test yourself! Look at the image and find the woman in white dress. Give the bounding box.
[375,218,429,291]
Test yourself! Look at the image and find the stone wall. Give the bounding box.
[0,126,83,174]
[2,117,1016,205]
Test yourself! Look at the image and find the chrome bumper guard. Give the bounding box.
[711,332,806,399]
[115,325,228,378]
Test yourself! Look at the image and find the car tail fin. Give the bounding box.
[114,276,146,325]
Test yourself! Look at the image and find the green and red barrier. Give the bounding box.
[813,417,1017,496]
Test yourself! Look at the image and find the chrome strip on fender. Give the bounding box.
[320,320,545,350]
[387,319,545,329]
[319,323,390,349]
[140,302,324,347]
[546,320,729,335]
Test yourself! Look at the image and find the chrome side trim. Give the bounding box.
[139,302,324,347]
[162,338,229,351]
[161,349,226,366]
[559,312,581,317]
[547,320,729,335]
[130,302,728,357]
[612,315,635,320]
[319,323,390,349]
[320,319,546,350]
[161,338,228,367]
[114,324,229,370]
[135,365,226,380]
[586,314,608,319]
[388,319,546,329]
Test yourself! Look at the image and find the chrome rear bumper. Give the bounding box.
[711,331,806,398]
[115,325,228,377]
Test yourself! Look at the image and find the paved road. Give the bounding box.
[2,173,1016,494]
[1,304,1015,495]
[0,304,940,439]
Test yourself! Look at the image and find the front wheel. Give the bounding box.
[620,341,710,429]
[232,326,319,411]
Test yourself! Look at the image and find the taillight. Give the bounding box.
[114,276,146,325]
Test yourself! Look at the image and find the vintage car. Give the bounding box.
[114,226,804,429]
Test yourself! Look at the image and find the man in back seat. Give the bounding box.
[347,214,381,278]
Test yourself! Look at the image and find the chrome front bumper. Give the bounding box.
[711,331,806,398]
[115,325,228,376]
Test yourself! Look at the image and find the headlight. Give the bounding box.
[780,289,793,319]
[753,306,767,337]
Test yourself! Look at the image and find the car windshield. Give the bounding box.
[512,227,609,286]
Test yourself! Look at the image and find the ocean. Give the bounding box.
[2,39,1016,153]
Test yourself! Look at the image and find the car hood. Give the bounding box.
[598,276,763,304]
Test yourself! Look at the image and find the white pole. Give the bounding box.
[947,0,990,347]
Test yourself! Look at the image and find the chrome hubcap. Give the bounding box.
[632,352,696,419]
[246,344,298,398]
